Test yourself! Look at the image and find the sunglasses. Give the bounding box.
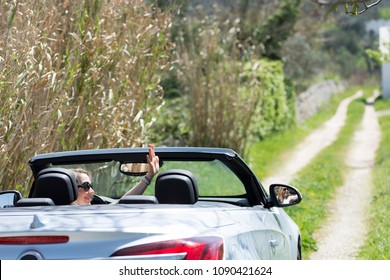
[78,181,93,191]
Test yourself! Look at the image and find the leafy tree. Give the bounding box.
[238,0,302,59]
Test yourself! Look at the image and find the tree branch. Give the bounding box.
[311,0,382,15]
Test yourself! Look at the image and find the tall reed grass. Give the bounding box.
[0,0,173,193]
[175,17,251,154]
[174,15,294,157]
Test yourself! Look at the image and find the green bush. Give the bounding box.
[244,60,296,140]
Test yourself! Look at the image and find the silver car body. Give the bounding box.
[0,147,301,260]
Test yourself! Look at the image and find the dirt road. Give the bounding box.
[263,90,363,187]
[264,89,382,259]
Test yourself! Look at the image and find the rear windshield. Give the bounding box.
[51,159,245,199]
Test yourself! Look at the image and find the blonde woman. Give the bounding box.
[71,144,159,205]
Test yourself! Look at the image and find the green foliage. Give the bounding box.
[378,5,390,18]
[245,60,296,140]
[345,2,361,16]
[321,20,375,79]
[374,94,390,111]
[317,0,384,17]
[366,47,390,64]
[239,0,302,59]
[149,95,191,146]
[286,0,385,88]
[282,34,325,92]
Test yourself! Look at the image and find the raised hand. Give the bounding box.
[146,144,159,179]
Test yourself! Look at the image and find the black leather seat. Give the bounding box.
[155,169,198,204]
[29,168,78,205]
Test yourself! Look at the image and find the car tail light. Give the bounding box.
[111,236,224,260]
[0,235,69,245]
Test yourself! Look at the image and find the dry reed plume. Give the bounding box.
[0,0,173,193]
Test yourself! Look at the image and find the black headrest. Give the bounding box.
[30,168,78,205]
[16,198,55,207]
[155,169,198,204]
[118,195,159,204]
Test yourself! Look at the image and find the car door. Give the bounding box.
[253,205,293,259]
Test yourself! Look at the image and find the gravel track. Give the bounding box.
[310,94,381,259]
[263,90,362,187]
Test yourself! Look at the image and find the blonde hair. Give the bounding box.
[72,168,91,185]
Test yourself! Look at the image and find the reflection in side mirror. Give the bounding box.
[0,191,22,208]
[269,184,302,208]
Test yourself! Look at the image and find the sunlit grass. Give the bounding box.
[375,95,390,111]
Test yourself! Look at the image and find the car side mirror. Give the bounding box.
[269,184,302,207]
[0,190,22,208]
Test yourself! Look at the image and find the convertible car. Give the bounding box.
[0,147,302,260]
